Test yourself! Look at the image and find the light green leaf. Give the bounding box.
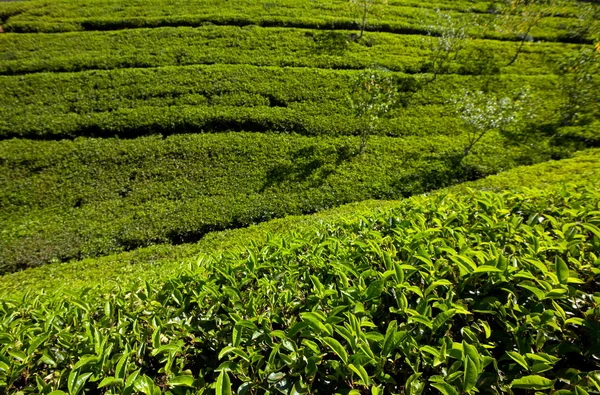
[382,320,397,357]
[506,351,529,371]
[348,363,370,386]
[98,377,124,388]
[510,375,555,390]
[463,356,478,392]
[169,375,195,388]
[574,385,590,395]
[518,284,545,300]
[216,370,232,395]
[408,315,433,329]
[321,336,348,364]
[70,372,92,395]
[394,262,404,283]
[115,353,129,380]
[432,309,457,333]
[556,257,569,285]
[73,355,99,371]
[431,382,459,395]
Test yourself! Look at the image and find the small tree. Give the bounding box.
[452,88,531,157]
[348,68,398,153]
[424,10,469,81]
[557,47,600,126]
[349,0,388,39]
[498,0,558,66]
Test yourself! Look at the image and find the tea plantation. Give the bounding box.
[0,0,599,393]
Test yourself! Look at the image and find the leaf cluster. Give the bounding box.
[1,183,599,394]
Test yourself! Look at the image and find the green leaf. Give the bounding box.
[462,342,480,373]
[574,386,590,395]
[70,372,92,395]
[408,315,433,329]
[98,377,124,388]
[348,363,370,386]
[463,356,478,392]
[321,336,348,364]
[27,333,50,355]
[506,351,529,371]
[216,370,232,395]
[531,363,552,374]
[73,355,99,371]
[366,280,384,300]
[394,262,404,283]
[431,382,459,395]
[382,320,397,357]
[556,257,569,285]
[169,375,195,388]
[48,392,68,395]
[152,327,161,349]
[290,381,309,395]
[232,326,241,347]
[432,309,457,333]
[510,375,555,390]
[115,353,129,380]
[518,284,545,300]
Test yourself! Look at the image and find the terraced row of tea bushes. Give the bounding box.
[0,26,581,76]
[1,65,565,139]
[1,148,598,300]
[1,182,599,394]
[0,0,590,43]
[0,131,558,273]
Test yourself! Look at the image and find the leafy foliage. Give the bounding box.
[0,65,570,140]
[1,183,599,393]
[0,0,592,43]
[2,131,552,273]
[0,25,584,77]
[1,148,598,299]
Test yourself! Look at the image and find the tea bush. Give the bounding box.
[1,0,592,44]
[0,26,578,76]
[1,132,551,273]
[1,65,566,139]
[1,148,598,300]
[1,181,599,394]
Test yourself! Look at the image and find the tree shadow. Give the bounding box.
[391,150,483,198]
[308,31,351,55]
[260,144,358,192]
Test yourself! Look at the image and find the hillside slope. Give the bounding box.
[0,149,598,394]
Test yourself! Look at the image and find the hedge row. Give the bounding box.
[1,0,592,44]
[0,131,564,273]
[1,65,566,139]
[1,179,599,393]
[0,25,582,76]
[1,147,598,299]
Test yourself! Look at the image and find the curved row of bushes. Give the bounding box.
[1,66,564,139]
[0,147,598,299]
[1,179,599,393]
[0,26,577,76]
[1,131,559,273]
[0,0,591,44]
